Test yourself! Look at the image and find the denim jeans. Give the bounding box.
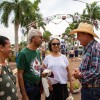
[24,82,41,100]
[81,87,100,100]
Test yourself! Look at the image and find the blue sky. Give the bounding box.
[0,0,100,44]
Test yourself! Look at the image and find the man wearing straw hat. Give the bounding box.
[70,22,100,100]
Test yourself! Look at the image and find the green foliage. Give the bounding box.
[43,30,52,42]
[62,22,78,46]
[64,1,100,35]
[0,0,45,55]
[63,1,100,46]
[19,41,27,51]
[81,1,100,29]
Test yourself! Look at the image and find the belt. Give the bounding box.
[82,84,100,88]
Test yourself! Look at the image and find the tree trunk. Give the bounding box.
[14,21,19,57]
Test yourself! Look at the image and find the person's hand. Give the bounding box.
[49,85,53,91]
[42,72,48,78]
[69,81,74,93]
[42,69,51,78]
[47,79,53,91]
[69,85,73,93]
[72,68,81,79]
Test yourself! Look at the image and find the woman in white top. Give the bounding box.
[42,38,73,100]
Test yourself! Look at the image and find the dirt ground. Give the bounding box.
[9,57,81,100]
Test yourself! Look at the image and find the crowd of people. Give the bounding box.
[0,22,100,100]
[68,47,79,61]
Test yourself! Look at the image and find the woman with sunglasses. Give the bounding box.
[42,38,73,100]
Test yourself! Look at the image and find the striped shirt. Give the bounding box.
[79,39,100,85]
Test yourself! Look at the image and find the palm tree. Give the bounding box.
[62,13,80,46]
[21,0,46,32]
[0,0,42,56]
[81,1,100,29]
[63,22,77,46]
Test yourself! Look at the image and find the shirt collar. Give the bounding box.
[84,39,95,52]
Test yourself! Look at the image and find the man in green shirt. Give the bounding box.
[17,29,43,100]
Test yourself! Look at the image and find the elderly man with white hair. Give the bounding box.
[70,22,100,100]
[17,29,43,100]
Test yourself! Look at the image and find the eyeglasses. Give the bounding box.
[51,43,60,46]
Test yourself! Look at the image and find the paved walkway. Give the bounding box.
[9,58,81,100]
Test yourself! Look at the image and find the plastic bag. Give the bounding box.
[42,77,50,97]
[66,93,74,100]
[42,69,53,97]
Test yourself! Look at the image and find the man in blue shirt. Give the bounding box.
[70,22,100,100]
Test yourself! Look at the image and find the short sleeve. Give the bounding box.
[64,55,69,67]
[17,52,26,70]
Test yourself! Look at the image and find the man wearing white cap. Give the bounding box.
[70,22,100,100]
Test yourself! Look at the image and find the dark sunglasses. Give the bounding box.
[51,43,60,46]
